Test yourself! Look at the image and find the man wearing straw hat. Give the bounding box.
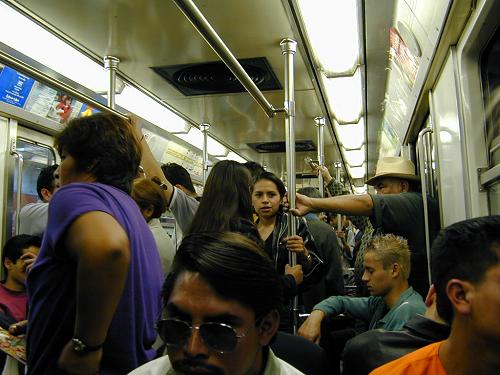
[293,156,440,298]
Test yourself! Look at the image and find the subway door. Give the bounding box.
[429,47,470,227]
[1,120,56,247]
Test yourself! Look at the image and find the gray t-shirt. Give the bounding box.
[19,201,49,237]
[169,186,199,235]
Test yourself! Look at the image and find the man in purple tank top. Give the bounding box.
[26,113,163,375]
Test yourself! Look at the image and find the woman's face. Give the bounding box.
[57,150,94,186]
[252,179,282,219]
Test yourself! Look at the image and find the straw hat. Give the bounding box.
[365,156,420,186]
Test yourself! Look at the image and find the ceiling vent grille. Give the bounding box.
[247,140,316,153]
[152,57,281,96]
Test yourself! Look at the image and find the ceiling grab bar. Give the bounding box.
[281,38,299,334]
[10,148,24,236]
[416,128,433,288]
[171,0,280,118]
[0,50,127,121]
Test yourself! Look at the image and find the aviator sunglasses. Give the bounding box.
[156,318,246,353]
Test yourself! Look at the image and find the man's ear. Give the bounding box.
[446,279,473,316]
[40,188,52,202]
[400,180,410,193]
[257,310,280,346]
[4,258,13,271]
[424,284,437,307]
[391,263,401,279]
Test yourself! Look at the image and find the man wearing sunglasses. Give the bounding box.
[129,232,304,375]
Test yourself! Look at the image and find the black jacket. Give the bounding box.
[342,314,450,375]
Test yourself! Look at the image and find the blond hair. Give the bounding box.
[367,234,411,280]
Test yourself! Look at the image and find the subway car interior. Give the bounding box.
[0,0,499,372]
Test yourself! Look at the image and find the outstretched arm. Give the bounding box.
[291,193,374,217]
[129,114,174,204]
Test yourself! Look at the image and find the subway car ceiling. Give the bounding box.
[0,0,470,191]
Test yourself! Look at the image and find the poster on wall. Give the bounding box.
[0,66,36,108]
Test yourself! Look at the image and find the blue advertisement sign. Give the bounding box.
[0,66,35,108]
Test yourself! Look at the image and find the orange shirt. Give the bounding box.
[370,341,447,375]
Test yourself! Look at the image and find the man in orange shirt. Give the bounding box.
[370,216,500,375]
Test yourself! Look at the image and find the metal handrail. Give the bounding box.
[315,117,325,197]
[11,150,24,235]
[171,0,280,118]
[417,128,433,287]
[0,49,127,121]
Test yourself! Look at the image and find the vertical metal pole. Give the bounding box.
[104,56,120,109]
[417,128,433,288]
[201,123,210,184]
[280,37,298,334]
[315,117,325,197]
[334,162,342,232]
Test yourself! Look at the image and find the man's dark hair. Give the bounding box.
[163,232,282,319]
[243,161,265,178]
[36,164,58,200]
[2,234,41,278]
[188,160,253,235]
[161,163,196,194]
[54,113,141,193]
[431,216,500,323]
[251,171,286,199]
[297,187,322,199]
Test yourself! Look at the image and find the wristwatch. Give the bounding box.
[71,337,103,354]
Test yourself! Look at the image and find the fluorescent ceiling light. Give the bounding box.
[335,119,365,150]
[0,3,110,93]
[115,86,189,133]
[343,145,365,166]
[347,163,366,179]
[217,152,247,163]
[175,127,228,157]
[297,0,360,74]
[324,68,363,123]
[354,185,367,194]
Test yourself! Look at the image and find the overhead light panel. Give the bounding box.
[335,119,365,150]
[216,152,247,163]
[0,2,111,93]
[343,145,365,166]
[324,68,363,123]
[175,127,228,157]
[115,86,190,133]
[297,0,360,74]
[347,163,366,179]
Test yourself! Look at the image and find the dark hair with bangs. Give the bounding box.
[131,178,168,219]
[163,232,282,319]
[431,215,500,323]
[251,171,286,198]
[54,113,141,193]
[187,160,253,234]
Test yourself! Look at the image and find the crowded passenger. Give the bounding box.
[26,113,163,374]
[298,234,425,344]
[161,163,201,202]
[0,234,39,329]
[295,156,440,297]
[370,215,500,375]
[251,171,322,332]
[132,178,176,275]
[186,160,260,244]
[18,164,59,237]
[342,284,450,374]
[128,232,305,375]
[131,116,198,236]
[296,187,344,310]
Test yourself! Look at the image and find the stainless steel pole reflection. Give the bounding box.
[315,117,325,197]
[201,123,210,185]
[104,56,120,109]
[280,38,298,334]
